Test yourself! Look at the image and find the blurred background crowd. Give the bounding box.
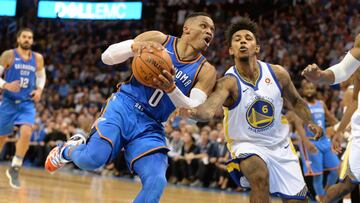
[0,0,360,197]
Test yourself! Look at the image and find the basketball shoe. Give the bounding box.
[6,166,21,189]
[45,133,87,173]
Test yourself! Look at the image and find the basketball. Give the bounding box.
[131,48,173,87]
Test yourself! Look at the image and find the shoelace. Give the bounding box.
[50,147,64,167]
[50,137,85,167]
[70,135,86,144]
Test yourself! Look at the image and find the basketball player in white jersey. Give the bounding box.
[302,33,360,203]
[182,18,322,202]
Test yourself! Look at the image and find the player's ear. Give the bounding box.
[183,25,190,34]
[229,46,234,56]
[255,44,260,54]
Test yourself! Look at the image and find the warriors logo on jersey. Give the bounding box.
[246,98,275,131]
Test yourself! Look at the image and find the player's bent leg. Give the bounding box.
[240,155,270,203]
[71,134,112,170]
[133,152,168,203]
[324,177,356,203]
[45,133,88,173]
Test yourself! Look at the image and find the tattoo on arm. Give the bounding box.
[191,77,232,121]
[281,69,314,125]
[292,97,314,126]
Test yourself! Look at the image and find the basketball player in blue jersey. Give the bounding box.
[296,80,340,202]
[45,12,217,202]
[184,18,322,202]
[0,28,46,189]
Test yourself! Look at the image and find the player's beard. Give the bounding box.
[19,42,31,50]
[239,56,249,62]
[238,51,255,62]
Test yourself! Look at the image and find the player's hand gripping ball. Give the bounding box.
[132,47,173,89]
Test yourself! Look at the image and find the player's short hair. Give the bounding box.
[184,12,211,24]
[226,17,259,46]
[16,28,33,38]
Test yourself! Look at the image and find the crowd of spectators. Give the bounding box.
[0,0,359,194]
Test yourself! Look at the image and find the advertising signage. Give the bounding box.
[37,1,142,20]
[0,0,17,16]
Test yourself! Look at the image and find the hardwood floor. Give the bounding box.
[0,165,282,203]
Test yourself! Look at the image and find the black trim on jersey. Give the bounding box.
[116,75,133,92]
[173,38,202,63]
[265,63,283,96]
[162,35,170,46]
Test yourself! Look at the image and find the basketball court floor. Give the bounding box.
[0,165,286,203]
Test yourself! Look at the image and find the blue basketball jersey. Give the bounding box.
[305,100,326,138]
[3,49,37,101]
[120,36,207,122]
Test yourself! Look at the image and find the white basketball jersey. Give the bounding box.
[350,92,360,139]
[224,61,288,146]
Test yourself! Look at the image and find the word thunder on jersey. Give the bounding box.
[3,49,37,101]
[224,61,288,146]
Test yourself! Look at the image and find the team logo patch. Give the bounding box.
[246,99,275,129]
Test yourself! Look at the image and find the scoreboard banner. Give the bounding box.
[37,1,142,20]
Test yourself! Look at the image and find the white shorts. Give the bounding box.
[340,137,360,184]
[226,139,308,200]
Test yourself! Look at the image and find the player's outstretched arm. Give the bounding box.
[331,70,360,153]
[302,33,360,85]
[274,65,323,138]
[287,111,318,153]
[189,76,235,121]
[332,77,360,153]
[335,73,360,134]
[101,31,167,65]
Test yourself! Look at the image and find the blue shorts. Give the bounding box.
[0,98,36,136]
[299,136,340,176]
[92,92,169,172]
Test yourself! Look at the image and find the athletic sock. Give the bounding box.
[11,156,23,168]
